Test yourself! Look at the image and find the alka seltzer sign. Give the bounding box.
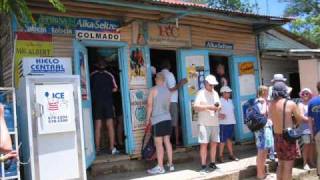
[21,57,72,76]
[205,41,234,50]
[23,14,121,40]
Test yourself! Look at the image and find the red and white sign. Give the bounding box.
[35,84,76,134]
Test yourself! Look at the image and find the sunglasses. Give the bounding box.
[301,93,310,97]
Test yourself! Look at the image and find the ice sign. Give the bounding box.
[45,91,65,99]
[35,84,76,134]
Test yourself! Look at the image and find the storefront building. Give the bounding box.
[0,0,291,168]
[258,27,319,97]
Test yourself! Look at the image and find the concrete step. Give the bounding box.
[88,143,256,177]
[88,144,318,180]
[246,168,317,180]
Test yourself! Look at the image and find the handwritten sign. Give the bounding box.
[239,62,254,75]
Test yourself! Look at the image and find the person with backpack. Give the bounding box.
[217,86,238,163]
[269,82,307,180]
[254,86,274,180]
[145,72,174,174]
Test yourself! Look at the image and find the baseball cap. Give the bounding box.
[205,75,218,85]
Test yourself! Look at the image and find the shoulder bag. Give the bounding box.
[282,99,302,143]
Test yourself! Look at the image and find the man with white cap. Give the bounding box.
[194,74,221,173]
[217,86,239,163]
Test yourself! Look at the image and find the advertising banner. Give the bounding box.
[22,57,72,76]
[22,14,120,35]
[129,47,147,88]
[14,32,53,87]
[185,55,205,96]
[130,89,148,130]
[35,84,76,134]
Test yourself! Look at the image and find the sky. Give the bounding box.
[248,0,288,17]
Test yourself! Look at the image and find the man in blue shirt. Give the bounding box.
[308,81,320,176]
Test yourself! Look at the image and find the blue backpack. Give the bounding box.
[243,98,267,132]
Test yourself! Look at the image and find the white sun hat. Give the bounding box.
[220,86,232,93]
[271,74,287,82]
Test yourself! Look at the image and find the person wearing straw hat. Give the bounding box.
[217,86,239,163]
[91,59,119,155]
[193,75,221,173]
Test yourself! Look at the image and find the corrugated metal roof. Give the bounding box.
[152,0,207,8]
[150,0,291,22]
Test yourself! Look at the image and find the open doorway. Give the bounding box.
[88,47,125,156]
[289,72,300,98]
[150,49,182,147]
[209,55,231,95]
[150,49,177,84]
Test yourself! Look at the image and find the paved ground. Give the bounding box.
[89,148,318,180]
[89,149,259,180]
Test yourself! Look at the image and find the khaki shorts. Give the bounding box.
[301,134,312,144]
[198,125,220,144]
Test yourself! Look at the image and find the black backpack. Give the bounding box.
[243,98,268,132]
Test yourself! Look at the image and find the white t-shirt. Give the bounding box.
[219,98,236,125]
[162,69,178,103]
[194,89,220,126]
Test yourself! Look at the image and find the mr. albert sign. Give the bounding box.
[147,23,191,47]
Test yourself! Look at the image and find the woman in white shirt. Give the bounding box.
[217,86,239,163]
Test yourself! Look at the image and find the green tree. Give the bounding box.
[281,0,320,46]
[0,0,65,26]
[207,0,258,13]
[183,0,258,13]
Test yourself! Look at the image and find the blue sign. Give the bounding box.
[22,57,72,75]
[23,14,120,35]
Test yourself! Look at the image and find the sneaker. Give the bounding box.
[199,165,209,174]
[147,165,165,175]
[111,147,120,155]
[229,155,239,161]
[208,162,218,170]
[303,164,311,170]
[167,163,175,172]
